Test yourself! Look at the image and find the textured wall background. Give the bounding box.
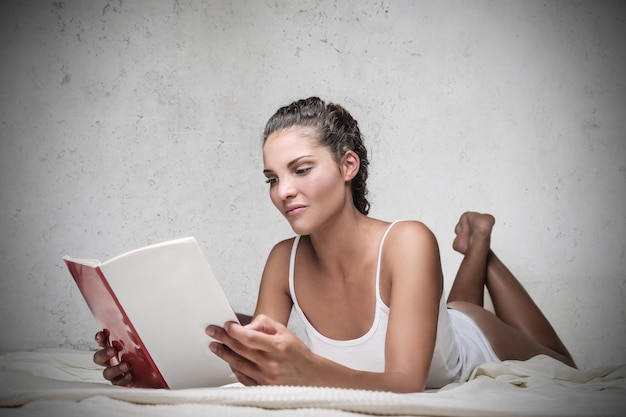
[1,0,624,370]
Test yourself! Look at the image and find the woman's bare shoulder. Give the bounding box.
[387,220,437,243]
[262,237,297,276]
[267,237,296,259]
[381,220,440,267]
[382,220,443,288]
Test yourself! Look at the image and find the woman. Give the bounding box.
[94,97,575,392]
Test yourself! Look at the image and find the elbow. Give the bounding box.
[395,384,426,394]
[384,373,426,393]
[390,384,426,394]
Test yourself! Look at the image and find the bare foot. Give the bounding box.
[452,212,495,255]
[452,212,471,254]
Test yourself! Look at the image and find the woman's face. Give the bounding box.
[262,127,348,235]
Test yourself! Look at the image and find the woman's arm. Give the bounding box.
[381,220,443,391]
[210,221,444,392]
[251,238,294,324]
[207,238,294,386]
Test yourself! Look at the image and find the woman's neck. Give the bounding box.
[306,209,381,277]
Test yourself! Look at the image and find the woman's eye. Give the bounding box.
[296,167,312,175]
[265,178,277,185]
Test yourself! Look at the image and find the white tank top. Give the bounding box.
[288,221,495,388]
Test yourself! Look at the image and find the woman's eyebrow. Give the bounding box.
[287,155,313,168]
[263,155,314,174]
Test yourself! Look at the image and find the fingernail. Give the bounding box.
[206,327,215,337]
[209,343,217,353]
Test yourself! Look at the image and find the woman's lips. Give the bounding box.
[285,205,306,217]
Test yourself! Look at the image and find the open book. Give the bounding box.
[64,237,239,389]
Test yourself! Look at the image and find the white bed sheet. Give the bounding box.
[0,349,624,417]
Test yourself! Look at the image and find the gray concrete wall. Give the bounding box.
[1,0,624,370]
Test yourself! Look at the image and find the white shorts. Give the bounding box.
[448,308,500,381]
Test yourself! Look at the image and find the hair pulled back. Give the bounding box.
[263,97,370,215]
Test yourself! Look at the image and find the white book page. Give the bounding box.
[99,237,237,388]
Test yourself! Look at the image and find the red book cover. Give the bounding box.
[64,259,168,388]
[64,237,239,389]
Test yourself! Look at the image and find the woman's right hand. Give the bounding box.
[93,331,133,386]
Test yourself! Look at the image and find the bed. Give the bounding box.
[0,348,624,417]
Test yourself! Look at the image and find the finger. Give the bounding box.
[95,331,108,347]
[111,372,133,386]
[210,342,262,382]
[207,325,243,352]
[206,324,228,342]
[246,314,284,335]
[233,370,258,386]
[207,325,258,359]
[102,361,131,384]
[93,346,117,366]
[224,321,277,353]
[209,323,274,367]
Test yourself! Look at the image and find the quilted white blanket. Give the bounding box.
[0,349,624,417]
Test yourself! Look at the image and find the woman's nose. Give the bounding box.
[276,177,297,200]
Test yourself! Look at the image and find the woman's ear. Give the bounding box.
[341,150,360,181]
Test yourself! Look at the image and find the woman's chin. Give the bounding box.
[285,218,312,236]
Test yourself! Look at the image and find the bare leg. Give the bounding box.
[447,212,576,368]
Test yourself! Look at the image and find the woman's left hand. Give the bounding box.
[206,314,315,386]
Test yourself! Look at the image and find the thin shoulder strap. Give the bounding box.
[376,221,404,305]
[288,235,301,303]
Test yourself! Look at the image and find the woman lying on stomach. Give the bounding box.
[94,97,576,393]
